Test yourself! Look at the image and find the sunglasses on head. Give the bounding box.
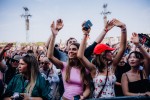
[11,59,19,63]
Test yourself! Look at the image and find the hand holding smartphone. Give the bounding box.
[74,95,80,100]
[83,20,93,31]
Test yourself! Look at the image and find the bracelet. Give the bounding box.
[120,24,126,29]
[104,28,108,33]
[121,28,127,33]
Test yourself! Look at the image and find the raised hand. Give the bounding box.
[3,43,13,51]
[112,19,126,29]
[131,32,139,45]
[104,20,115,33]
[56,19,64,31]
[51,21,58,35]
[51,19,64,36]
[82,21,91,35]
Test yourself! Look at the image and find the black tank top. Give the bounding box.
[126,71,150,93]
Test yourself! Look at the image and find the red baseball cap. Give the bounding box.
[93,44,115,55]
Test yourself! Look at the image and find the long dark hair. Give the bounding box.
[65,43,89,85]
[22,54,39,96]
[127,51,144,66]
[92,51,110,72]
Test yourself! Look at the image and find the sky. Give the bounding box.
[0,0,150,44]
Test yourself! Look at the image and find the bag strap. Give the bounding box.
[97,68,109,98]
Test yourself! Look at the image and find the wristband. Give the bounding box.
[104,28,108,33]
[121,28,127,33]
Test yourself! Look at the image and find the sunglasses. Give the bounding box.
[11,59,19,63]
[40,62,49,65]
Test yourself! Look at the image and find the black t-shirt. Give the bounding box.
[115,63,131,83]
[4,63,17,85]
[115,63,131,96]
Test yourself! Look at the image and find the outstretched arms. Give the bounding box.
[77,21,96,78]
[47,19,64,69]
[95,20,115,43]
[112,19,127,71]
[78,20,115,78]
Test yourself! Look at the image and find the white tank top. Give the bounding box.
[93,66,116,98]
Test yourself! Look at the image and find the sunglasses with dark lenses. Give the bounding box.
[40,62,49,65]
[11,59,19,63]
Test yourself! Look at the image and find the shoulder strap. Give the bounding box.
[139,70,143,80]
[125,73,130,82]
[97,69,109,98]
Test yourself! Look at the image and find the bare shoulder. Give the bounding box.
[122,70,130,78]
[122,73,127,78]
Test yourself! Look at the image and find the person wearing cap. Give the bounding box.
[3,54,52,100]
[47,19,90,100]
[4,54,22,85]
[78,19,127,98]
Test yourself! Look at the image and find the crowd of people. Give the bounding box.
[0,18,150,100]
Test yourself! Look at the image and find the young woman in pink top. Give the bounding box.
[47,19,90,100]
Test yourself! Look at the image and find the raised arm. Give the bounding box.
[45,33,52,49]
[84,20,115,60]
[131,32,150,76]
[78,20,115,78]
[46,23,67,62]
[77,22,96,78]
[0,43,13,72]
[47,19,64,69]
[95,20,115,43]
[112,19,127,71]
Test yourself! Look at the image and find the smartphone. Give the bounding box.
[74,95,80,100]
[83,20,93,31]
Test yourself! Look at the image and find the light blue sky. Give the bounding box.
[0,0,150,44]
